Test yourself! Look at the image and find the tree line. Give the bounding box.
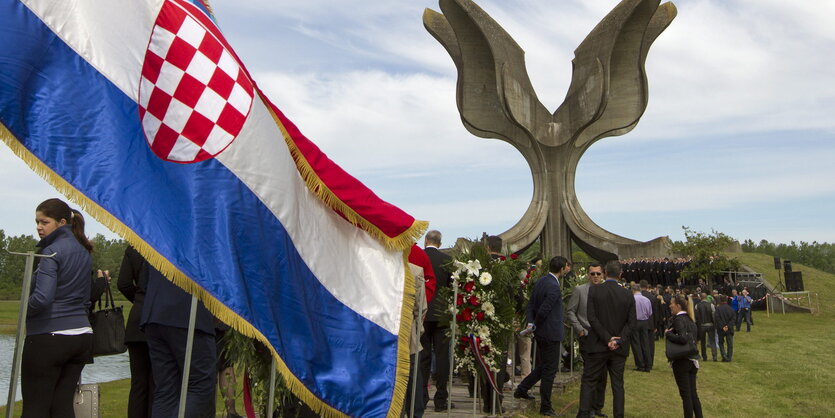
[742,239,835,275]
[0,229,127,299]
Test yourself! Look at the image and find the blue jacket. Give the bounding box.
[526,273,564,342]
[140,266,215,335]
[28,225,93,335]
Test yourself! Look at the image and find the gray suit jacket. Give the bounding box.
[566,283,591,336]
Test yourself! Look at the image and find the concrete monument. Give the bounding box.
[424,0,677,260]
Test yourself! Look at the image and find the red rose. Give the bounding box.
[456,294,464,306]
[463,281,475,293]
[468,295,480,306]
[460,307,473,321]
[510,253,519,260]
[460,336,470,343]
[525,272,531,279]
[476,311,485,321]
[481,345,491,354]
[499,255,507,261]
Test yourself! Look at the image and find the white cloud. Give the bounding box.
[2,0,834,245]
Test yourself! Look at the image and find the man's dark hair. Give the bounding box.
[605,260,622,278]
[485,235,503,253]
[588,262,602,269]
[639,280,649,289]
[425,230,442,246]
[719,295,728,304]
[548,256,569,274]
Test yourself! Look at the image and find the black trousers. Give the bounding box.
[578,336,607,412]
[145,323,217,418]
[21,333,93,418]
[517,338,559,413]
[671,359,703,418]
[697,326,717,361]
[403,353,425,417]
[127,341,156,418]
[419,321,450,407]
[578,351,626,418]
[630,320,651,370]
[718,330,734,361]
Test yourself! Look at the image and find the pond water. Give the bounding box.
[0,334,130,406]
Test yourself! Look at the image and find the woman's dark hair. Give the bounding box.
[36,198,93,252]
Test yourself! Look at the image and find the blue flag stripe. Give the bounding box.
[0,2,399,415]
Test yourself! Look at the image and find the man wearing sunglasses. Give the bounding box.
[566,263,608,417]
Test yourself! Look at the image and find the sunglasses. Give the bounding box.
[588,272,603,276]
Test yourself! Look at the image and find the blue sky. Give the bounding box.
[2,0,834,246]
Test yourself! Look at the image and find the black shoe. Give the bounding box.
[434,402,455,412]
[593,410,608,417]
[540,409,558,416]
[514,390,535,400]
[560,366,571,373]
[721,358,730,362]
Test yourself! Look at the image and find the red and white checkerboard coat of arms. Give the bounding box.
[139,0,254,163]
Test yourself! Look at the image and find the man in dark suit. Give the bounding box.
[141,267,216,417]
[513,256,569,417]
[117,246,154,418]
[419,230,454,412]
[578,260,636,418]
[714,295,735,362]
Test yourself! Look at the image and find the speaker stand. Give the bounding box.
[774,269,786,293]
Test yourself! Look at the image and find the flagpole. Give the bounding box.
[409,295,425,418]
[448,275,458,418]
[267,356,276,417]
[4,250,55,418]
[177,294,199,418]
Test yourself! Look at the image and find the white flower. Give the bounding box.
[478,325,490,340]
[452,260,467,277]
[479,271,493,286]
[464,259,482,277]
[482,301,495,317]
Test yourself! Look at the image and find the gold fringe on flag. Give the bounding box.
[261,97,429,252]
[1,121,416,417]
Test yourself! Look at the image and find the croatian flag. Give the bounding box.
[0,1,427,416]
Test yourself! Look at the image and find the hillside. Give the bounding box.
[729,252,834,316]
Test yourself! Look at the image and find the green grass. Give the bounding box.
[729,252,835,316]
[526,313,835,417]
[0,301,20,334]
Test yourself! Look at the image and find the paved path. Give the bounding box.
[421,371,580,417]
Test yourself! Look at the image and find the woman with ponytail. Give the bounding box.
[22,198,94,417]
[666,294,703,418]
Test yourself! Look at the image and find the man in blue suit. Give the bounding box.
[141,267,216,418]
[513,256,569,416]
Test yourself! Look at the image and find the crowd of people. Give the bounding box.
[405,231,759,418]
[21,198,758,417]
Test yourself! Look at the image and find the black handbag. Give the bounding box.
[89,282,127,356]
[665,318,698,361]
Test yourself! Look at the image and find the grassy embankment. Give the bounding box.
[2,253,833,416]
